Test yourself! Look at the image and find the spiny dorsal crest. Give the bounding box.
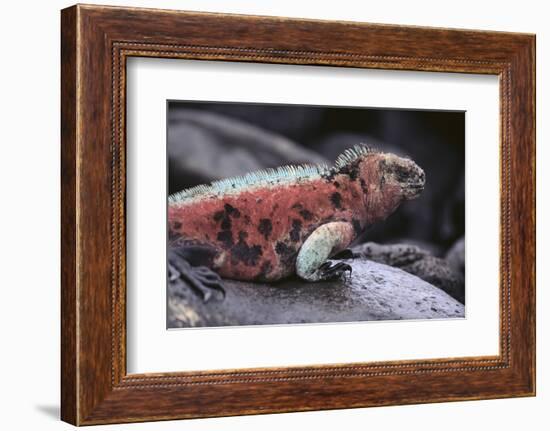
[168,163,329,204]
[168,143,377,204]
[333,143,377,170]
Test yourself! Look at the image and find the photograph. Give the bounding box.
[166,101,466,328]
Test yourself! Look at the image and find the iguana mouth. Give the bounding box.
[404,184,424,199]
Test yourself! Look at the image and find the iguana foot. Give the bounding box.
[168,249,225,302]
[318,261,352,280]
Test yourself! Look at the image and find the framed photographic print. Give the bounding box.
[61,4,535,425]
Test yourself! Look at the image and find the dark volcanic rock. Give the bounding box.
[352,242,464,303]
[392,238,444,257]
[446,236,465,275]
[167,259,464,328]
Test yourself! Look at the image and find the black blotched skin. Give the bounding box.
[258,218,273,240]
[289,219,302,242]
[330,192,343,209]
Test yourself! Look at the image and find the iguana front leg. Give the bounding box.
[296,222,355,282]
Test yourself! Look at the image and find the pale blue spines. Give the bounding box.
[168,163,328,204]
[333,144,376,169]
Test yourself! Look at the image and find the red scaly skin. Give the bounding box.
[168,152,424,282]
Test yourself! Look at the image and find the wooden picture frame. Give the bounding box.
[61,4,535,425]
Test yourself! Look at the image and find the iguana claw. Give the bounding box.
[319,261,353,280]
[168,249,225,302]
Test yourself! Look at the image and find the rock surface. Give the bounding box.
[168,259,464,328]
[446,236,465,275]
[352,242,465,303]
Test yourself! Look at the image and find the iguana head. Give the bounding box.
[347,150,425,222]
[334,145,425,201]
[376,153,425,200]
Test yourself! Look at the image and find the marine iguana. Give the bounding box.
[168,145,425,301]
